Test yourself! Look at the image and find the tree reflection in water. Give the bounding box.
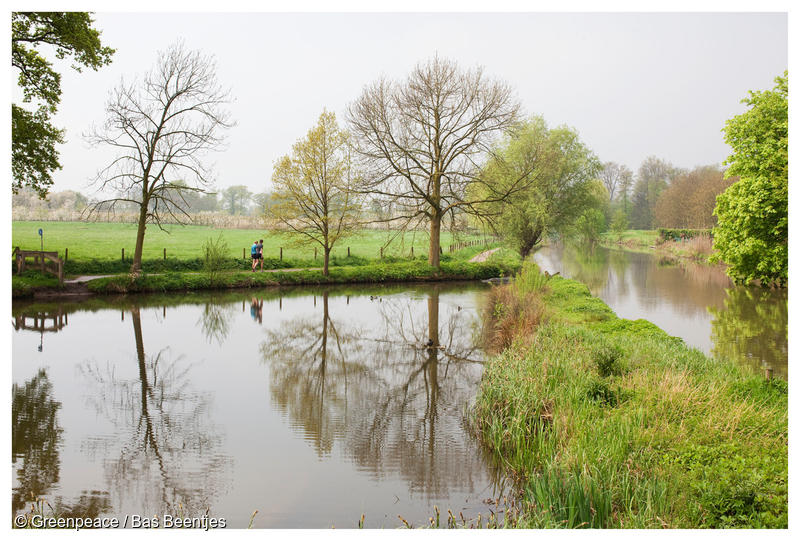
[12,370,111,520]
[262,287,498,500]
[79,306,231,517]
[197,299,235,345]
[710,286,788,378]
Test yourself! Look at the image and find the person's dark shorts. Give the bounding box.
[251,253,262,260]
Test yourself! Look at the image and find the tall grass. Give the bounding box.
[472,267,788,528]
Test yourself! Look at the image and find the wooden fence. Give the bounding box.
[13,247,64,285]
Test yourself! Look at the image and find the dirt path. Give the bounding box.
[468,248,501,263]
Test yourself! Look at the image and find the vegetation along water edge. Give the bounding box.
[471,261,787,528]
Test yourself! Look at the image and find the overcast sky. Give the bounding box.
[33,11,788,195]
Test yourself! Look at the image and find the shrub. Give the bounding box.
[202,233,229,286]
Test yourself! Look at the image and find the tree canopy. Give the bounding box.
[270,111,361,276]
[712,71,788,286]
[347,56,521,268]
[473,116,601,257]
[12,12,114,197]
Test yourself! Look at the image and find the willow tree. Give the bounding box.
[270,110,360,276]
[87,42,233,275]
[347,56,523,269]
[472,116,601,258]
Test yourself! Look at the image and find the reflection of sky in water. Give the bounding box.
[12,284,506,528]
[534,245,787,378]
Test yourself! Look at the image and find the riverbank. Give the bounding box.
[600,230,716,264]
[12,254,521,298]
[472,262,787,528]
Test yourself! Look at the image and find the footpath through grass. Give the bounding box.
[473,262,787,528]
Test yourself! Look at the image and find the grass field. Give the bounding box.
[12,221,491,263]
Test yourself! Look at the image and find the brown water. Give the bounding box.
[12,283,510,528]
[533,244,788,379]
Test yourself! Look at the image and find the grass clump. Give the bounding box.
[473,266,787,528]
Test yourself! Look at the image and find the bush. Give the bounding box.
[202,233,229,286]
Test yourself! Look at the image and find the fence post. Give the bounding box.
[314,247,317,260]
[64,248,68,262]
[121,248,125,262]
[163,248,166,260]
[347,246,351,257]
[380,247,383,259]
[243,247,246,260]
[410,246,414,258]
[280,247,283,261]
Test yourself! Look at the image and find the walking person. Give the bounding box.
[258,239,265,271]
[251,240,260,271]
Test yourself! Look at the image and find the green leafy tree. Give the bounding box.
[610,208,628,240]
[474,116,602,258]
[570,181,609,244]
[629,156,680,229]
[221,185,252,215]
[12,12,114,197]
[712,71,788,286]
[270,111,361,276]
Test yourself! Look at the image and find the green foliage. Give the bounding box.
[12,271,62,298]
[202,233,229,286]
[475,116,602,258]
[84,259,522,294]
[11,12,114,197]
[609,210,627,239]
[472,273,787,528]
[593,344,624,377]
[712,72,788,286]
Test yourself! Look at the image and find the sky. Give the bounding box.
[20,11,789,196]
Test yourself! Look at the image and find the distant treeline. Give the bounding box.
[602,159,735,231]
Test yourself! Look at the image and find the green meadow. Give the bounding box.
[12,221,490,263]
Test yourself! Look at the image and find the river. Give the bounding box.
[533,244,787,379]
[12,283,508,528]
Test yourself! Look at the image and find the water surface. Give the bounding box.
[12,283,507,528]
[533,244,787,379]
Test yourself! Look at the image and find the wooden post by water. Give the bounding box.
[163,248,166,260]
[121,248,125,261]
[64,248,68,262]
[280,247,283,261]
[347,246,351,257]
[410,246,414,258]
[243,247,246,260]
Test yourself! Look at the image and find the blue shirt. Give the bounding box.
[251,243,258,255]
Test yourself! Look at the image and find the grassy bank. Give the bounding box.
[601,229,716,263]
[473,262,787,528]
[83,255,520,295]
[12,221,492,263]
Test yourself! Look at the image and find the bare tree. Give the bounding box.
[600,161,633,202]
[347,56,522,269]
[86,42,233,275]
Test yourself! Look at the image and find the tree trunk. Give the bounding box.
[519,226,543,260]
[323,246,330,276]
[427,288,439,347]
[131,199,148,275]
[428,210,441,269]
